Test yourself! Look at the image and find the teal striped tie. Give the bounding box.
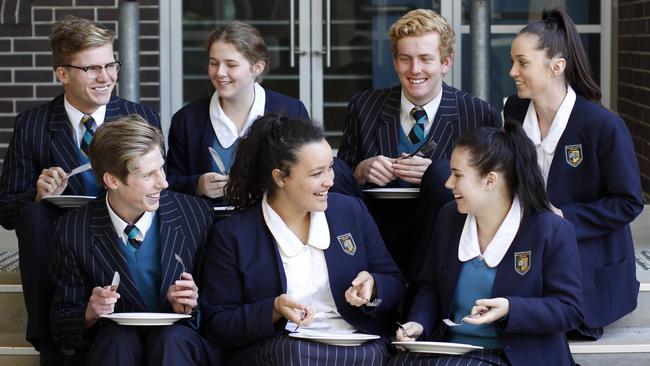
[124,224,142,249]
[409,107,426,143]
[80,115,96,156]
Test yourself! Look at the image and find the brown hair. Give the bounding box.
[50,15,115,70]
[388,9,455,61]
[205,21,270,82]
[88,115,165,185]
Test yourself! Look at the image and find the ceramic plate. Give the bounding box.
[289,332,380,347]
[392,341,483,355]
[42,195,95,208]
[363,188,420,199]
[100,312,190,326]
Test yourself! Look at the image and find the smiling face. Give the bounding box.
[208,40,264,103]
[56,43,117,115]
[271,139,334,215]
[105,147,169,223]
[445,147,489,215]
[509,33,557,100]
[393,32,452,106]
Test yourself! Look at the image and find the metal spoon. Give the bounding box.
[174,254,186,280]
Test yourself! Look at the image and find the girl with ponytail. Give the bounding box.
[202,114,405,365]
[505,7,643,339]
[390,122,582,366]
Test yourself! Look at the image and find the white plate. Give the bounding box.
[100,312,190,326]
[289,332,380,346]
[363,188,420,199]
[213,206,235,211]
[392,341,483,355]
[42,195,95,208]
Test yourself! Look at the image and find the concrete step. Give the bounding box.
[0,272,36,365]
[571,326,650,365]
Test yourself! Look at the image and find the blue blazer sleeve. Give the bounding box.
[499,217,583,334]
[166,103,205,195]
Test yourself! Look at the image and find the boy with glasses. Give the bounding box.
[0,16,159,365]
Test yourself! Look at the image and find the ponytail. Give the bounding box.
[225,114,325,209]
[519,8,601,102]
[455,122,550,214]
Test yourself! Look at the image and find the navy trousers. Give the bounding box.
[16,201,64,365]
[388,349,510,366]
[85,323,222,366]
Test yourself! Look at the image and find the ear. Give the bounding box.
[441,53,454,75]
[271,168,286,188]
[484,171,498,191]
[252,60,265,78]
[103,172,120,190]
[55,67,69,85]
[550,57,566,77]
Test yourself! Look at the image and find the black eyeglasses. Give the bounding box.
[60,61,122,78]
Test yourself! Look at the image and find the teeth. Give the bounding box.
[93,86,109,91]
[409,78,426,84]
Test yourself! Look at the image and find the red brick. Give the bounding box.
[0,24,31,37]
[13,38,51,52]
[36,85,63,98]
[0,54,33,67]
[0,70,10,83]
[34,24,53,37]
[0,85,33,98]
[96,8,118,21]
[16,100,51,113]
[0,101,13,113]
[76,0,117,5]
[32,0,72,5]
[36,54,55,68]
[0,39,11,52]
[15,70,55,83]
[0,115,15,129]
[55,9,95,21]
[33,8,54,22]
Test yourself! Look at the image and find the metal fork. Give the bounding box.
[365,298,382,307]
[408,138,438,158]
[293,308,307,332]
[174,254,186,280]
[443,312,483,327]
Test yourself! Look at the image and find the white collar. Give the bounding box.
[400,87,442,125]
[458,196,522,267]
[209,83,266,148]
[64,95,107,126]
[261,193,330,258]
[522,85,576,154]
[106,193,154,246]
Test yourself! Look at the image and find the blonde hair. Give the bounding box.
[88,115,165,185]
[388,9,455,61]
[50,15,114,69]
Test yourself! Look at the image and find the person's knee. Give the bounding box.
[86,325,142,364]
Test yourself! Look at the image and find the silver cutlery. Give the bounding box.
[408,138,438,158]
[365,298,382,307]
[207,147,227,174]
[293,308,307,332]
[109,271,120,292]
[443,313,484,327]
[174,254,186,280]
[395,321,412,337]
[68,163,92,177]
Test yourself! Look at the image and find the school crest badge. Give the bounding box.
[337,233,356,256]
[514,251,531,276]
[564,144,583,167]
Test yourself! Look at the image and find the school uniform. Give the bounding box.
[0,94,159,362]
[390,200,583,366]
[334,83,501,279]
[504,92,643,332]
[166,85,309,197]
[50,191,222,366]
[202,192,405,365]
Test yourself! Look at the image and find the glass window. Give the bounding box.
[461,0,601,25]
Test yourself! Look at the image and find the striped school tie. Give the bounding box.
[409,107,426,143]
[124,224,143,249]
[80,115,96,156]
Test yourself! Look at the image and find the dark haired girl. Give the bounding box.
[390,122,583,366]
[201,114,405,365]
[166,22,308,203]
[505,7,643,339]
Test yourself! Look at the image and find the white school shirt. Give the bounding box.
[64,95,106,147]
[399,87,442,138]
[458,196,522,267]
[106,194,154,246]
[522,85,576,184]
[261,194,357,334]
[209,82,266,148]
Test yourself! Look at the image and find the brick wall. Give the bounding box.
[0,0,160,172]
[618,0,650,201]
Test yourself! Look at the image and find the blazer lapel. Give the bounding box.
[88,198,147,311]
[156,192,187,311]
[425,84,458,161]
[377,88,401,158]
[48,97,86,194]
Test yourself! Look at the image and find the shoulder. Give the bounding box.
[264,89,300,104]
[214,205,264,237]
[171,98,211,122]
[55,198,101,235]
[325,192,366,213]
[161,190,212,217]
[503,94,530,122]
[350,86,400,104]
[444,84,494,109]
[14,95,62,127]
[524,210,576,242]
[109,96,160,125]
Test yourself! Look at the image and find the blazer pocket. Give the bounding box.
[595,257,639,320]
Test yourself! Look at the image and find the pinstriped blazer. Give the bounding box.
[337,83,501,173]
[0,94,160,230]
[50,190,213,350]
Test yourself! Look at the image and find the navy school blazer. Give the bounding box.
[337,83,501,173]
[50,190,214,350]
[409,202,583,366]
[166,88,309,195]
[504,94,643,328]
[0,94,160,230]
[201,193,406,349]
